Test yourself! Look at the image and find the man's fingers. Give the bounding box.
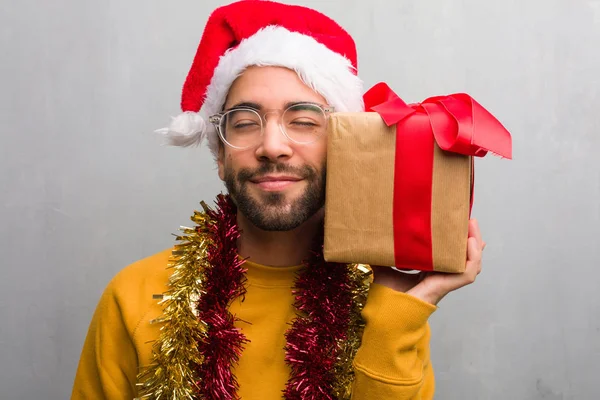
[466,236,482,264]
[468,219,484,250]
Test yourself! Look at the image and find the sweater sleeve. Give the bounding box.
[71,277,139,400]
[351,282,437,400]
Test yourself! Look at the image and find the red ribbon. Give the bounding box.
[363,82,512,271]
[364,82,513,159]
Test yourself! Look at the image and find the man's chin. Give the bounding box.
[253,195,295,214]
[248,187,302,208]
[234,192,306,231]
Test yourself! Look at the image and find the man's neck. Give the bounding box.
[236,210,323,267]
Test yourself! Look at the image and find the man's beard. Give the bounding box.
[223,161,326,231]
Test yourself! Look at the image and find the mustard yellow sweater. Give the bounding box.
[71,249,436,399]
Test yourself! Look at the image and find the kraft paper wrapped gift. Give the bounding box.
[323,83,512,273]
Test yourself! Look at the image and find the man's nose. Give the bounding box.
[255,116,293,161]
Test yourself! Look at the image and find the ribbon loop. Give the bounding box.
[363,82,513,159]
[363,82,416,126]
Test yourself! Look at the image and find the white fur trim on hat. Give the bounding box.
[156,111,207,147]
[162,26,364,156]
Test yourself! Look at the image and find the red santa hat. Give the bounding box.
[158,0,364,156]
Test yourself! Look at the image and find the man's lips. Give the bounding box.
[249,175,303,191]
[251,175,302,183]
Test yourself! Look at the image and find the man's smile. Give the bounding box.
[249,175,303,191]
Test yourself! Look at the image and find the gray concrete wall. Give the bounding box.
[1,0,598,399]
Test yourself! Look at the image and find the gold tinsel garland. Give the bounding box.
[331,263,372,399]
[134,209,213,399]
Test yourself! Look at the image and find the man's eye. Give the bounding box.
[233,121,260,129]
[291,120,317,127]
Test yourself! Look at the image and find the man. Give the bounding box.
[71,1,485,399]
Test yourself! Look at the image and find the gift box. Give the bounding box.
[323,82,512,273]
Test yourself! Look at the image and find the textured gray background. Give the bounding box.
[1,0,599,399]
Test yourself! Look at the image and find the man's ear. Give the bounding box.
[217,145,226,181]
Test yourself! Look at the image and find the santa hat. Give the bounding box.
[158,0,364,157]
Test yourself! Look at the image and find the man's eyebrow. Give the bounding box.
[226,101,262,111]
[283,101,322,109]
[224,101,322,112]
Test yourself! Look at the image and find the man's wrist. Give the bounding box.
[406,285,444,306]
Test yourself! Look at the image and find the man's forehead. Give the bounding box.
[225,66,324,97]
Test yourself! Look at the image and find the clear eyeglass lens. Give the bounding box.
[220,109,263,149]
[218,104,327,148]
[282,104,327,144]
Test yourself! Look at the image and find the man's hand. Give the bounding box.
[371,219,485,305]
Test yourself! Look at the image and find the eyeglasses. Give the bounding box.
[209,102,334,150]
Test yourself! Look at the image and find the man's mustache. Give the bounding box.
[236,163,315,183]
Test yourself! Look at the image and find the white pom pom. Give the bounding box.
[155,111,207,147]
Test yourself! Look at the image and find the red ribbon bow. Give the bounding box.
[363,82,513,159]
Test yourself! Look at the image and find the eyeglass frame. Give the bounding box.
[208,102,335,150]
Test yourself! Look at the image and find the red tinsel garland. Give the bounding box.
[195,195,249,400]
[284,241,359,400]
